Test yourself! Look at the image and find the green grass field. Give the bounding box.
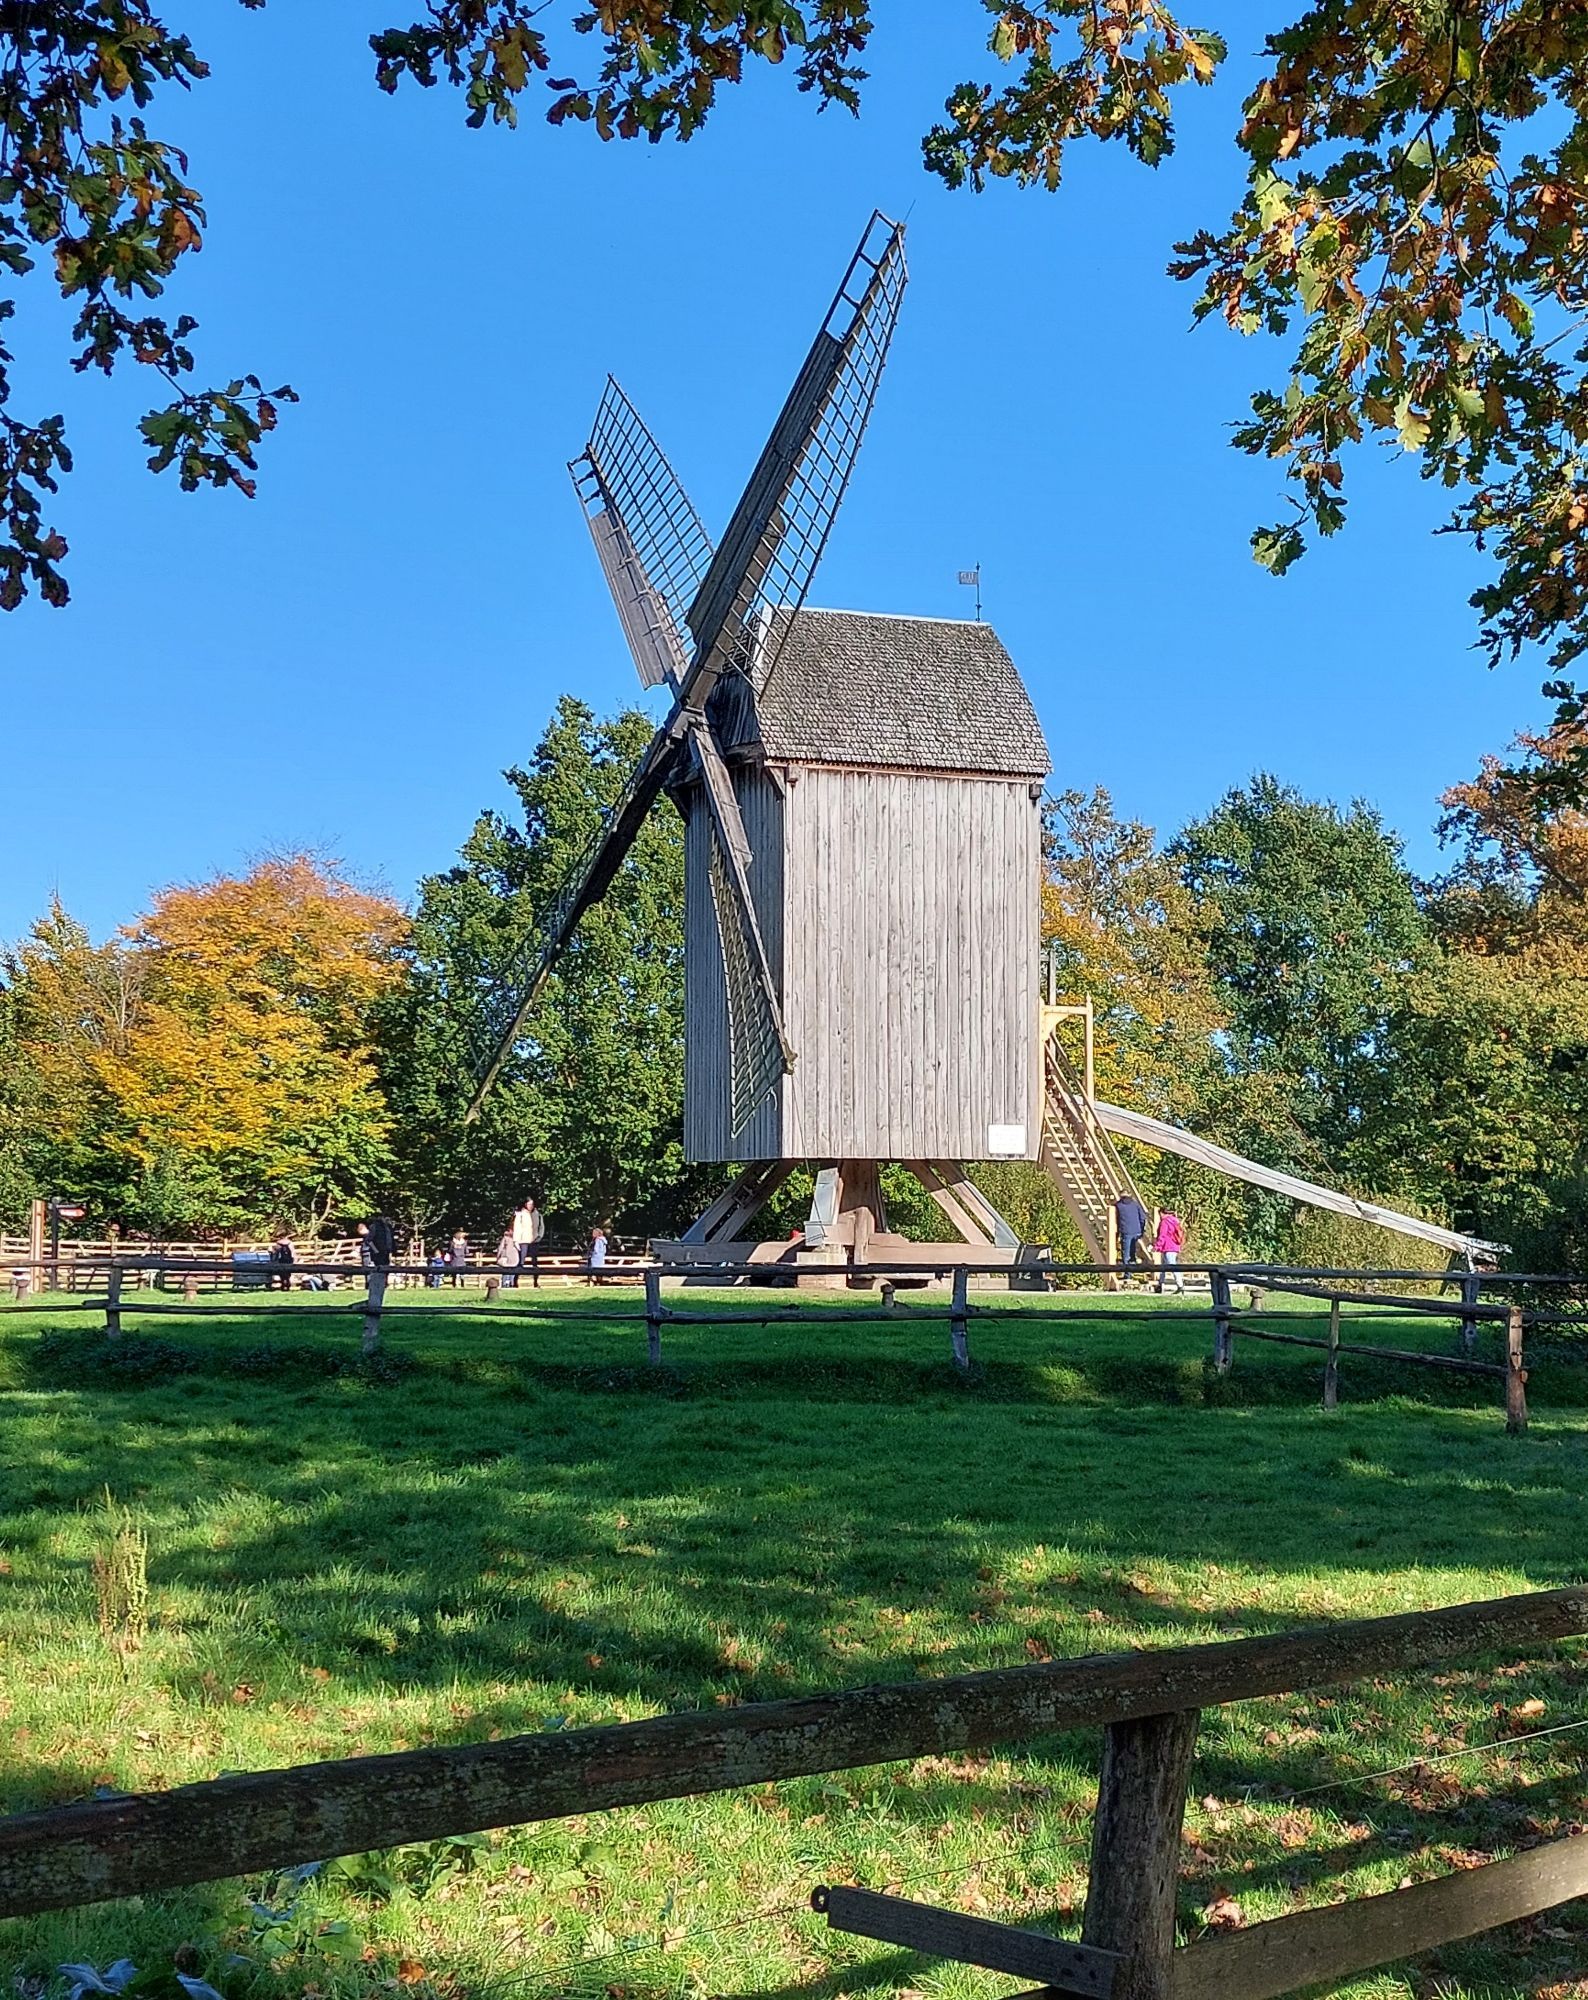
[1,1286,1586,2000]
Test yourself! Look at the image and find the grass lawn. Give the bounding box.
[0,1285,1586,2000]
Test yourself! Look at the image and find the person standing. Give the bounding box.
[1153,1209,1186,1293]
[268,1230,295,1292]
[588,1221,609,1282]
[1113,1191,1148,1286]
[496,1230,521,1289]
[511,1196,545,1289]
[449,1227,471,1289]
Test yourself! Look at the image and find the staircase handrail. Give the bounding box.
[1044,1030,1147,1211]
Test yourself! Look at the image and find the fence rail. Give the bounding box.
[5,1257,1575,1430]
[1,1588,1585,2000]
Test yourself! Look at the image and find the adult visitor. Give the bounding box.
[511,1196,545,1288]
[1114,1192,1148,1286]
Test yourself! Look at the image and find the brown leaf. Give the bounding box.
[396,1962,428,1987]
[1203,1891,1245,1930]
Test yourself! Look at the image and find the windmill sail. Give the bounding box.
[457,213,907,1125]
[684,210,907,702]
[572,379,716,691]
[707,819,788,1133]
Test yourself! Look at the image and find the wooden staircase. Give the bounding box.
[1040,1027,1146,1266]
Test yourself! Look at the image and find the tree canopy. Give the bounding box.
[7,702,1588,1264]
[384,697,704,1241]
[8,3,1588,769]
[0,856,405,1232]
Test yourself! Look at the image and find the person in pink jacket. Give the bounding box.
[1154,1210,1186,1293]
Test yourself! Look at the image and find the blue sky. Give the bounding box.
[0,2,1548,943]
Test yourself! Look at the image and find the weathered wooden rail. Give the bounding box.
[1,1590,1585,2000]
[4,1257,1581,1427]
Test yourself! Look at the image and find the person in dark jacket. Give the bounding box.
[268,1232,295,1291]
[1114,1193,1148,1286]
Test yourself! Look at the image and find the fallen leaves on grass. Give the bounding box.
[1201,1890,1245,1930]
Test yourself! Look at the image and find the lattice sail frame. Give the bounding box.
[706,822,787,1132]
[685,211,908,698]
[571,380,716,690]
[456,213,908,1126]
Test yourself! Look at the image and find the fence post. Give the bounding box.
[104,1263,123,1341]
[1081,1708,1201,2000]
[485,1274,502,1304]
[362,1269,387,1357]
[183,1273,199,1302]
[1323,1298,1340,1410]
[644,1268,664,1365]
[1210,1270,1233,1375]
[1460,1270,1481,1356]
[950,1266,970,1372]
[1506,1305,1528,1435]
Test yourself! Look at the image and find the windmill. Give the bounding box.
[456,211,1502,1275]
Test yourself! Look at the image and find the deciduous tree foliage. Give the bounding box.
[386,697,707,1241]
[12,4,1588,773]
[1170,775,1431,1167]
[0,857,404,1233]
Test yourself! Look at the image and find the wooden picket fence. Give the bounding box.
[0,1589,1585,2000]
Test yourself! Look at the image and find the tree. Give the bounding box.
[1356,941,1588,1256]
[13,5,1588,758]
[1168,775,1429,1168]
[0,899,142,1223]
[386,698,704,1241]
[1437,713,1588,904]
[96,855,406,1232]
[1044,785,1317,1256]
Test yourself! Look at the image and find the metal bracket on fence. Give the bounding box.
[811,1884,1118,1998]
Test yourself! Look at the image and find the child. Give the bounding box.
[1154,1209,1186,1293]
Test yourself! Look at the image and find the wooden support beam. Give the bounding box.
[813,1885,1117,1997]
[1506,1304,1528,1435]
[949,1266,971,1371]
[0,1589,1583,1920]
[1459,1269,1481,1356]
[1210,1272,1233,1375]
[1323,1299,1340,1411]
[903,1162,992,1247]
[644,1268,666,1364]
[1170,1832,1588,2000]
[361,1269,386,1356]
[933,1163,1022,1251]
[1082,1710,1200,2000]
[104,1263,123,1341]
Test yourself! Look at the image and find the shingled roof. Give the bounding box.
[712,607,1050,778]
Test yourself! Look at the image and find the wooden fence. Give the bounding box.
[1,1588,1585,2000]
[1,1257,1579,1430]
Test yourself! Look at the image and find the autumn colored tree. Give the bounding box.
[11,3,1588,764]
[96,856,407,1232]
[1437,714,1588,905]
[1043,785,1319,1257]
